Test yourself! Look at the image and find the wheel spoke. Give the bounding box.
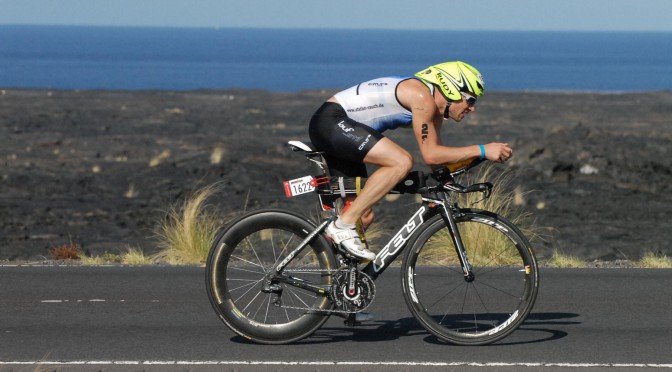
[229,254,266,270]
[475,279,524,300]
[245,237,268,274]
[271,233,296,268]
[421,278,464,312]
[241,287,265,314]
[228,277,262,293]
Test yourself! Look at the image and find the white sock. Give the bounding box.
[335,217,356,230]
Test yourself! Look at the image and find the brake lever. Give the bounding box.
[468,183,493,205]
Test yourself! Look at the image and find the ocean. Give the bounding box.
[1,25,671,92]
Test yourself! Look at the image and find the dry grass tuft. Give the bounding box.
[210,146,226,165]
[78,246,153,265]
[149,149,171,167]
[79,253,117,265]
[548,249,586,268]
[121,246,153,265]
[638,251,672,268]
[153,183,225,264]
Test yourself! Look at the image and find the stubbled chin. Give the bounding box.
[446,113,467,122]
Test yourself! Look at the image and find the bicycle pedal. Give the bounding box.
[355,312,375,322]
[341,312,375,327]
[343,313,358,327]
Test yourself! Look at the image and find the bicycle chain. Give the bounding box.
[280,304,354,314]
[283,268,341,273]
[277,267,361,314]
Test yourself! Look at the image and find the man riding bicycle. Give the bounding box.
[309,61,513,261]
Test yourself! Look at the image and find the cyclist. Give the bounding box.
[309,61,513,261]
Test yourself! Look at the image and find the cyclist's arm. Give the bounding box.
[399,79,483,165]
[399,79,512,165]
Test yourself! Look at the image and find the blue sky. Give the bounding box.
[1,0,671,31]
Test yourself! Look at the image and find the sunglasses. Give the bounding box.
[460,91,477,106]
[444,92,478,119]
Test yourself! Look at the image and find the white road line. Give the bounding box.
[0,361,671,368]
[39,299,153,303]
[40,299,108,303]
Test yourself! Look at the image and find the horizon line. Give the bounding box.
[1,23,672,34]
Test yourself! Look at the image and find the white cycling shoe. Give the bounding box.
[325,220,376,261]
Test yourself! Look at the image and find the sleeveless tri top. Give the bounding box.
[333,76,426,132]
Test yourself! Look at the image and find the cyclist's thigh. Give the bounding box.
[363,137,412,168]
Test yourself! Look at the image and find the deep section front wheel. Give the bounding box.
[401,210,539,345]
[206,209,336,344]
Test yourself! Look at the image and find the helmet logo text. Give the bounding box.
[436,73,452,96]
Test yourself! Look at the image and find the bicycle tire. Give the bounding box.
[205,209,336,344]
[401,210,539,345]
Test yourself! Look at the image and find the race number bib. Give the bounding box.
[283,176,315,197]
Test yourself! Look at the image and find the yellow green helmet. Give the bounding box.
[415,61,485,101]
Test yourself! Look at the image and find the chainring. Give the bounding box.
[330,267,376,313]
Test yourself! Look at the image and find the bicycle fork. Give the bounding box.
[438,201,475,282]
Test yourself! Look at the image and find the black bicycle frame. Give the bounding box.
[361,195,473,280]
[271,193,475,297]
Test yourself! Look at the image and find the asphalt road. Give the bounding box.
[1,265,671,371]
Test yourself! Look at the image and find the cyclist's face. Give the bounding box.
[444,95,476,122]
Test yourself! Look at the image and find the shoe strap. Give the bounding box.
[330,225,360,244]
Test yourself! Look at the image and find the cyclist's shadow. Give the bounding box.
[230,312,580,345]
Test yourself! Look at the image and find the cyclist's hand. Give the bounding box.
[484,143,513,163]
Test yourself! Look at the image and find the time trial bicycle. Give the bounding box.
[205,140,539,345]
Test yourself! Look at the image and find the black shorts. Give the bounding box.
[309,102,384,177]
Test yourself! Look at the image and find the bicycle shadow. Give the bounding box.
[229,312,580,345]
[422,312,581,346]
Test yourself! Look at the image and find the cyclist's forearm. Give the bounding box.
[420,144,482,166]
